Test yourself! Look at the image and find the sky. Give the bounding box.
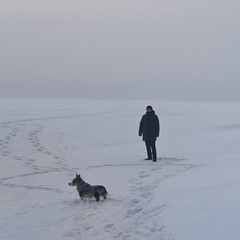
[1,0,240,101]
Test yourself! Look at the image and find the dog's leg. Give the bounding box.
[94,192,100,202]
[79,191,84,200]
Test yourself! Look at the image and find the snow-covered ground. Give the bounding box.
[1,98,240,240]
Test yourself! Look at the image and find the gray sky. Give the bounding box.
[1,0,240,101]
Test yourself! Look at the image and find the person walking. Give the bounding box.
[139,105,160,162]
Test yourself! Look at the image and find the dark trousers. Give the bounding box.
[145,140,157,160]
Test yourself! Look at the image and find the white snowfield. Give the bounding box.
[1,98,240,240]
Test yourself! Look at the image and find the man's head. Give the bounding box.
[146,105,153,112]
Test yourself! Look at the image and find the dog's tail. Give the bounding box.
[97,186,108,199]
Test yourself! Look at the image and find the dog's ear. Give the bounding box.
[76,173,78,177]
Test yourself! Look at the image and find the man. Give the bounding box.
[139,105,160,162]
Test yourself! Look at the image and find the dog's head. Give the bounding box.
[68,174,82,186]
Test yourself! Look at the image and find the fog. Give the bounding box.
[1,0,240,101]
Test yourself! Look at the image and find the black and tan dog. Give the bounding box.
[68,174,108,202]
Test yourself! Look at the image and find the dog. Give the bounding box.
[68,174,108,202]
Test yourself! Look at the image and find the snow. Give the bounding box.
[1,98,240,240]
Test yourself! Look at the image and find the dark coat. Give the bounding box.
[139,111,160,141]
